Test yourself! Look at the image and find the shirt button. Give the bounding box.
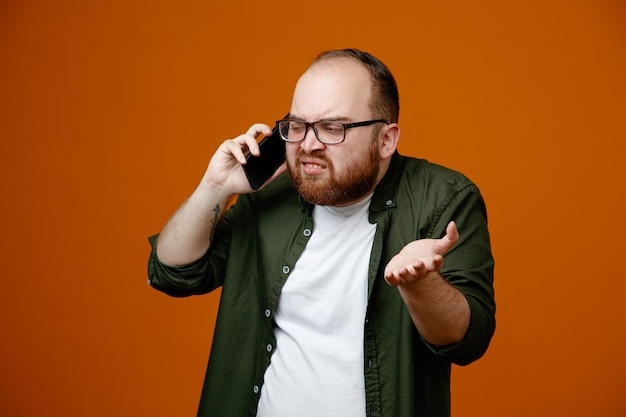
[265,309,271,318]
[266,344,273,352]
[386,199,393,206]
[282,265,290,274]
[303,228,312,237]
[253,385,259,394]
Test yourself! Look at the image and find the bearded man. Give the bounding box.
[148,48,495,417]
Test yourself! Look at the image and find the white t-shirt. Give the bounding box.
[256,195,376,417]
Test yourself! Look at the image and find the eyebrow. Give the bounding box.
[288,114,352,123]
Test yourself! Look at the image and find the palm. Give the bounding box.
[384,222,459,285]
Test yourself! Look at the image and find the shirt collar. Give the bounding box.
[370,151,403,213]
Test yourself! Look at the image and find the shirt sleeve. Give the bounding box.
[146,235,214,297]
[423,183,496,365]
[146,206,235,297]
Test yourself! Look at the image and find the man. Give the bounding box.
[148,49,495,417]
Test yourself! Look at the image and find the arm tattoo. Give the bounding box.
[210,204,221,241]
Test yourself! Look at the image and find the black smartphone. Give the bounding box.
[243,116,288,190]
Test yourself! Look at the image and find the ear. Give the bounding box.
[379,123,400,159]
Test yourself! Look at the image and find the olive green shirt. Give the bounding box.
[147,152,496,417]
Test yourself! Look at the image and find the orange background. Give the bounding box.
[1,0,625,416]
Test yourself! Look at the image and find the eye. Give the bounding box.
[319,122,343,135]
[289,122,306,134]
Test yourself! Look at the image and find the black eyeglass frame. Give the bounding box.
[276,118,389,144]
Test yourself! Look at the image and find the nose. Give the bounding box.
[300,126,326,153]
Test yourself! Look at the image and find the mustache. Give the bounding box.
[294,149,333,170]
[295,149,330,164]
[297,148,326,158]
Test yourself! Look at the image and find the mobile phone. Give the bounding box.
[243,116,288,190]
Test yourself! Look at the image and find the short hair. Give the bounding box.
[312,49,400,123]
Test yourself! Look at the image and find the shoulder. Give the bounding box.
[388,154,489,240]
[372,153,481,214]
[383,153,480,204]
[399,155,475,192]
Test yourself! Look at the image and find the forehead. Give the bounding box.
[291,58,372,121]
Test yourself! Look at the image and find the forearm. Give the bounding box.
[155,182,233,266]
[398,271,470,347]
[153,122,287,266]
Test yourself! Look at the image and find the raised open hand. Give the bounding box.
[384,221,459,286]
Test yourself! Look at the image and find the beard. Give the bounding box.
[288,137,381,206]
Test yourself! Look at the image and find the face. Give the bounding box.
[286,58,385,206]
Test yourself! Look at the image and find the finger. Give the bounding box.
[388,257,445,286]
[384,266,404,286]
[446,221,459,243]
[244,124,273,157]
[245,123,273,137]
[384,273,399,286]
[405,261,430,281]
[408,257,443,277]
[395,262,426,284]
[431,255,444,271]
[435,221,459,255]
[221,138,249,165]
[393,266,415,285]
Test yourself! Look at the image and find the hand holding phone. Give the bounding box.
[243,115,288,190]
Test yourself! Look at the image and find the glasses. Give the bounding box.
[276,119,389,145]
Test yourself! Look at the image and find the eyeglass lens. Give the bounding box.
[278,121,345,144]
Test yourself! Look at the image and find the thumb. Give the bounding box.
[436,221,459,255]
